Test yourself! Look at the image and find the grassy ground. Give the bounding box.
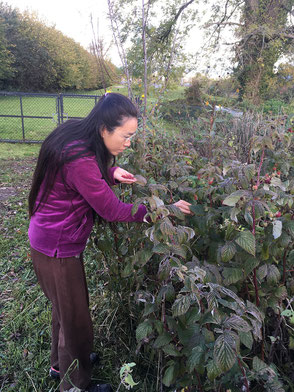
[0,152,54,391]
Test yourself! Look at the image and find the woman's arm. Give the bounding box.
[65,157,147,223]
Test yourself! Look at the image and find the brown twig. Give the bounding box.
[282,249,288,284]
[236,355,250,392]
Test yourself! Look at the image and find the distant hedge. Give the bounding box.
[0,2,118,91]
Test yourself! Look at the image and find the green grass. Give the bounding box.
[0,156,54,391]
[0,143,40,159]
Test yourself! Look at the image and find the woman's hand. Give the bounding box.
[173,200,193,215]
[113,167,137,184]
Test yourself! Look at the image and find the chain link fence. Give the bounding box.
[0,92,102,143]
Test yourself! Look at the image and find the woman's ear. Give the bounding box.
[100,126,107,139]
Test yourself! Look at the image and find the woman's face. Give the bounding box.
[101,117,138,156]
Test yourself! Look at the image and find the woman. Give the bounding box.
[28,93,191,392]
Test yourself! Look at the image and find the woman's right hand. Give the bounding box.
[173,200,193,215]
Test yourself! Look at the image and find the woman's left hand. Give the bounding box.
[113,167,137,184]
[173,200,193,215]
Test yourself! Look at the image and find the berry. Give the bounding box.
[252,185,258,190]
[276,211,282,218]
[273,167,277,171]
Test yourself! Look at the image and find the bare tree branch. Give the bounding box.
[142,0,148,145]
[157,0,195,42]
[107,0,133,99]
[206,21,244,28]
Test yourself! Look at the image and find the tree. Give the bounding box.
[0,11,14,87]
[107,0,197,111]
[0,2,118,92]
[90,16,118,92]
[204,0,294,104]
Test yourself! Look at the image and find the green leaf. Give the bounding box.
[246,300,263,323]
[270,177,286,191]
[150,195,164,208]
[166,204,185,220]
[214,331,237,372]
[153,243,170,254]
[187,346,204,372]
[288,250,294,264]
[235,230,255,256]
[122,261,133,277]
[274,286,288,300]
[267,264,280,284]
[136,320,153,342]
[172,295,191,317]
[96,238,112,253]
[158,283,175,302]
[257,264,268,280]
[124,374,139,388]
[153,332,172,348]
[177,225,195,241]
[143,303,157,317]
[285,220,294,238]
[223,190,248,207]
[133,249,153,267]
[131,197,146,215]
[160,217,175,236]
[224,315,251,332]
[119,362,136,378]
[261,243,270,260]
[252,356,267,372]
[223,267,244,285]
[243,257,260,276]
[279,233,292,247]
[189,204,206,216]
[230,207,240,223]
[244,164,256,180]
[273,220,282,239]
[170,244,187,258]
[203,327,215,343]
[239,331,253,349]
[207,359,222,381]
[134,174,147,186]
[162,344,181,357]
[244,209,253,226]
[162,363,176,387]
[220,242,237,262]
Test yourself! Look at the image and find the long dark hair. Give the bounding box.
[28,93,138,217]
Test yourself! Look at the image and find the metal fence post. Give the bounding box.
[60,94,64,123]
[19,96,25,140]
[57,95,61,124]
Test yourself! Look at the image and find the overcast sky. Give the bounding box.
[7,0,118,59]
[6,0,230,77]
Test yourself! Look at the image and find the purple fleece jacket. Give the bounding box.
[28,155,147,258]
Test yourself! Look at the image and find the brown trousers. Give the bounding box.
[31,247,93,391]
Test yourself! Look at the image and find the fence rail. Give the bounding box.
[0,91,102,143]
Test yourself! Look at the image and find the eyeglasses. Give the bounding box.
[123,134,136,142]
